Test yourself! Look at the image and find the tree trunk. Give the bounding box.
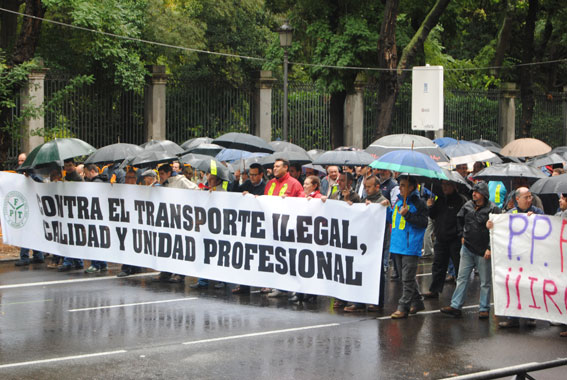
[329,90,346,148]
[374,0,399,140]
[492,0,515,76]
[10,0,46,65]
[519,0,538,138]
[0,0,46,167]
[0,0,22,53]
[375,0,450,139]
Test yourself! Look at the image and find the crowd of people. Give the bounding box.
[7,151,567,337]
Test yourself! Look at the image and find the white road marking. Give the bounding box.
[0,350,127,369]
[0,272,152,290]
[416,273,432,277]
[183,323,340,345]
[68,297,198,312]
[376,303,494,320]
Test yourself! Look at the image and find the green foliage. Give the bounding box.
[39,0,148,90]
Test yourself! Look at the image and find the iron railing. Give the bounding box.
[440,357,567,380]
[166,80,254,145]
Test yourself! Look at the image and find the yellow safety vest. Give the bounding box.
[392,205,406,230]
[267,182,288,196]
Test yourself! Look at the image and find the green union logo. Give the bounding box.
[3,191,29,229]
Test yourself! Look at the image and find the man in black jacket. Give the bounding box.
[441,182,501,319]
[423,181,467,298]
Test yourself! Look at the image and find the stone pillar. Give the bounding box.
[144,65,167,141]
[254,70,275,142]
[344,77,365,149]
[20,68,48,153]
[499,82,517,146]
[563,86,567,146]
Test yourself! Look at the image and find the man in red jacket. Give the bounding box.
[264,158,305,198]
[263,158,304,297]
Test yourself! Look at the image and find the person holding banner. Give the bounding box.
[329,172,361,203]
[489,187,543,328]
[117,169,143,278]
[58,159,85,272]
[343,175,390,312]
[83,164,110,274]
[263,158,304,298]
[441,182,501,319]
[387,176,428,319]
[154,164,199,283]
[321,165,340,197]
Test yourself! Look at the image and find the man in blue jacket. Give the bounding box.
[387,176,429,319]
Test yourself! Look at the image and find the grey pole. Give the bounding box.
[283,48,289,142]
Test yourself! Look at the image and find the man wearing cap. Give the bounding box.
[441,182,501,319]
[387,176,429,319]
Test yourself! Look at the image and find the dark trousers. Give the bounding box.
[429,238,461,294]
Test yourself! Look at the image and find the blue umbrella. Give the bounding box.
[369,150,448,180]
[441,140,498,166]
[215,148,267,162]
[433,137,458,148]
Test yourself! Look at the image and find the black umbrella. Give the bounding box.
[180,137,213,151]
[20,138,96,170]
[307,149,326,161]
[470,139,502,154]
[85,143,143,164]
[473,163,548,183]
[261,151,312,167]
[183,143,224,157]
[526,153,565,168]
[365,134,449,164]
[122,150,177,168]
[269,140,307,154]
[141,139,184,155]
[530,175,567,195]
[178,153,217,166]
[313,150,375,166]
[213,132,274,153]
[189,157,231,181]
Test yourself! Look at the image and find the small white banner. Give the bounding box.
[491,213,567,323]
[0,172,385,304]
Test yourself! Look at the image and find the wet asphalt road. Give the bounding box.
[1,259,566,380]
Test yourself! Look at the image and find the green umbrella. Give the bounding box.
[20,138,96,169]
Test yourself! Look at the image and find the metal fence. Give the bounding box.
[44,74,145,147]
[272,82,332,150]
[166,80,254,145]
[515,91,566,147]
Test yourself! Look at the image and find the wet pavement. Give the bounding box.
[0,259,566,380]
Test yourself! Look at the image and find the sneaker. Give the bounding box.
[213,282,226,289]
[84,265,100,274]
[440,306,462,317]
[560,331,567,338]
[14,259,30,266]
[100,266,108,272]
[117,271,130,278]
[57,264,73,272]
[189,282,208,289]
[267,289,287,298]
[47,262,59,269]
[31,257,45,264]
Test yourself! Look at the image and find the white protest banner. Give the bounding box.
[491,213,567,324]
[0,172,385,304]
